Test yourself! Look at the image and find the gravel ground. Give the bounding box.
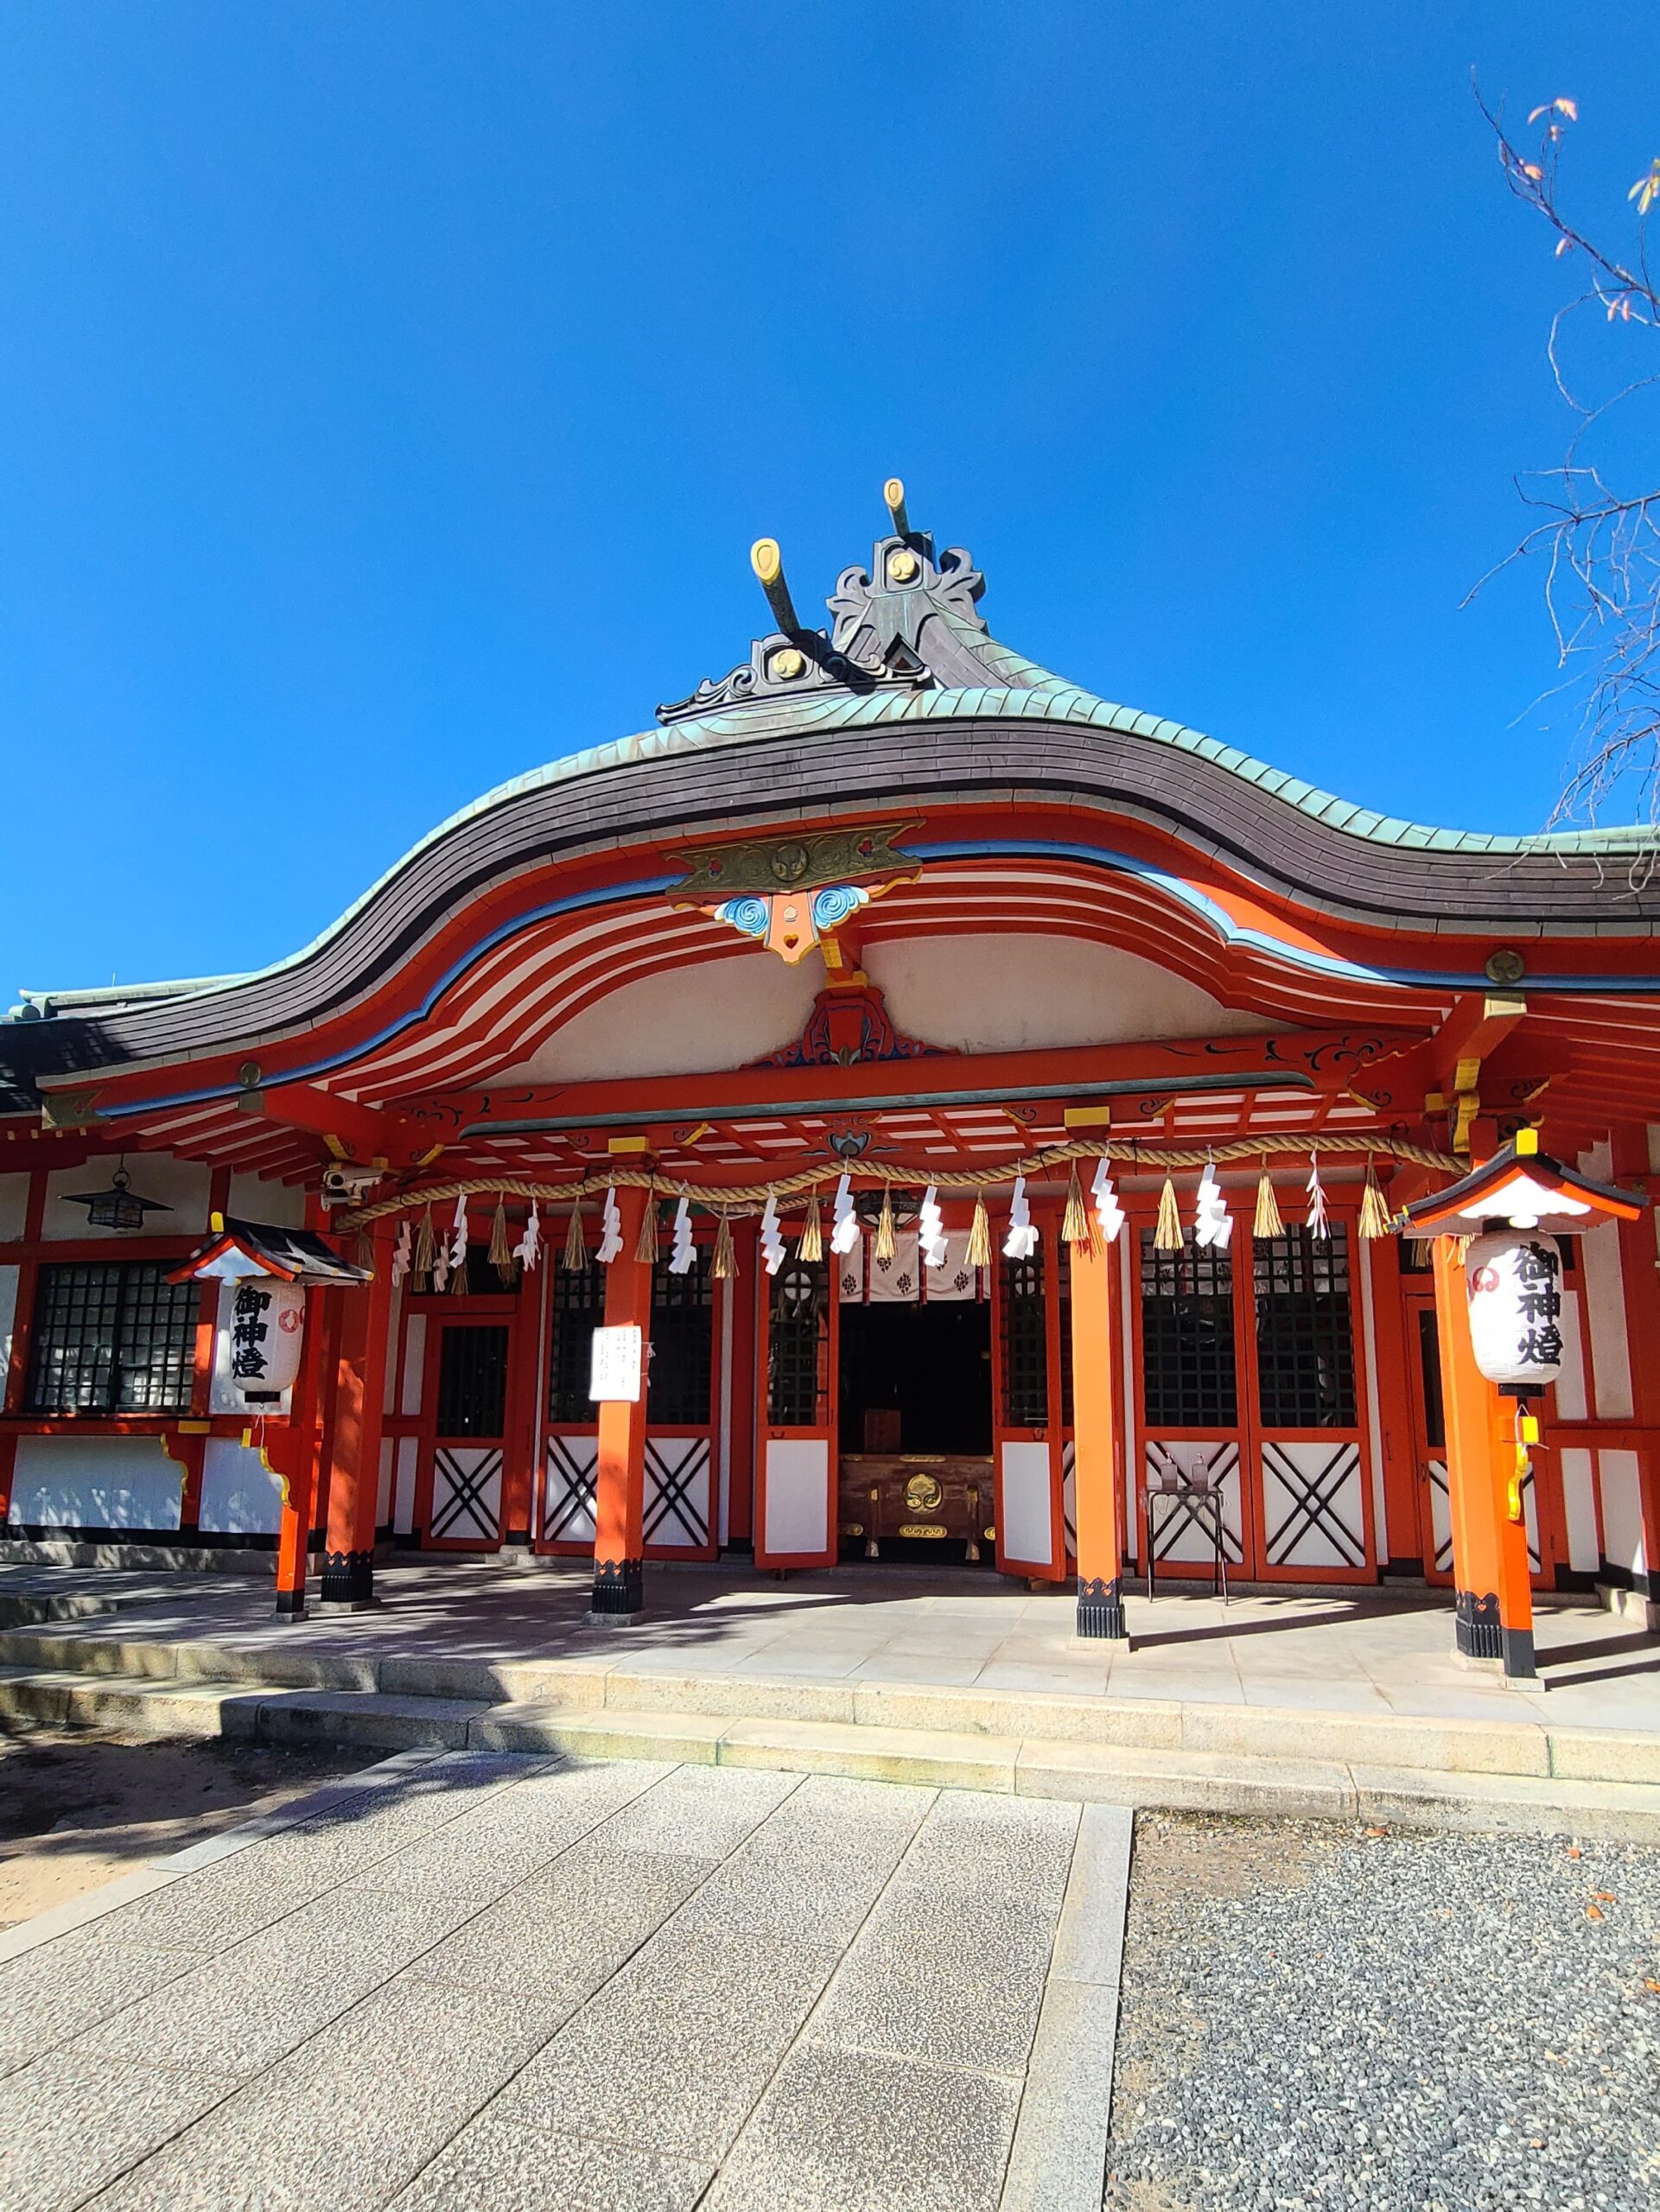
[1106,1814,1660,2212]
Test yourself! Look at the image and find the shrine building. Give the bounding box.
[3,481,1658,1681]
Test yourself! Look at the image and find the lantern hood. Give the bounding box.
[167,1216,374,1287]
[1400,1131,1646,1237]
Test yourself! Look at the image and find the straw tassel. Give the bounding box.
[967,1196,993,1268]
[411,1205,436,1289]
[712,1213,737,1280]
[1252,1168,1285,1241]
[489,1198,514,1284]
[562,1205,588,1271]
[354,1229,374,1274]
[874,1186,897,1263]
[634,1192,660,1266]
[797,1195,823,1262]
[449,1245,469,1294]
[1358,1159,1393,1240]
[1154,1174,1184,1252]
[1061,1161,1091,1249]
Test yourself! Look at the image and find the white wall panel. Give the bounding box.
[1559,1446,1600,1574]
[8,1434,182,1529]
[1578,1221,1633,1420]
[1598,1448,1647,1580]
[42,1156,209,1242]
[226,1173,307,1228]
[1000,1441,1053,1566]
[1553,1290,1588,1421]
[400,1315,427,1416]
[0,1173,29,1242]
[394,1436,419,1535]
[198,1439,283,1535]
[762,1439,829,1555]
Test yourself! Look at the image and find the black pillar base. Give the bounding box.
[1076,1574,1129,1641]
[588,1555,644,1622]
[273,1589,308,1620]
[319,1549,375,1607]
[1501,1625,1537,1680]
[1453,1588,1502,1660]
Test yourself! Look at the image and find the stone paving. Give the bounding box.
[3,1558,1656,1736]
[0,1747,1129,2212]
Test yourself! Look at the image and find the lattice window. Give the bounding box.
[768,1259,828,1426]
[1253,1228,1356,1428]
[548,1264,604,1424]
[26,1262,200,1416]
[1140,1232,1238,1427]
[436,1325,509,1438]
[650,1250,712,1425]
[1057,1241,1074,1428]
[1001,1255,1048,1427]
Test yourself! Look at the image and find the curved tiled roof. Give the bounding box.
[7,525,1657,1094]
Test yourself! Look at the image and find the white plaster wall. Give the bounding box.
[1577,1219,1634,1421]
[400,1314,428,1416]
[197,1439,283,1535]
[500,952,821,1083]
[1000,1441,1054,1565]
[8,1433,183,1529]
[1553,1290,1588,1422]
[0,1173,29,1242]
[1558,1446,1600,1575]
[227,1172,307,1228]
[0,1263,17,1395]
[393,1435,419,1534]
[1598,1448,1648,1580]
[864,934,1268,1055]
[42,1156,210,1242]
[762,1439,829,1555]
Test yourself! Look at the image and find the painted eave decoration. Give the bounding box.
[167,1217,373,1287]
[1401,1133,1645,1236]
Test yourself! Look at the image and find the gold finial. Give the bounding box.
[749,537,798,635]
[883,478,910,536]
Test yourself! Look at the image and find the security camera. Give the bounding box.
[320,1162,384,1206]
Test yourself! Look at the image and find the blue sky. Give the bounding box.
[3,3,1657,996]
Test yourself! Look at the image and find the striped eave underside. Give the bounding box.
[116,864,1660,1177]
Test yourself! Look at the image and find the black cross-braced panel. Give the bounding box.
[27,1262,198,1415]
[543,1433,597,1542]
[643,1435,712,1548]
[1253,1228,1356,1428]
[768,1259,828,1427]
[1261,1440,1365,1567]
[649,1250,712,1425]
[430,1446,502,1541]
[436,1325,509,1438]
[1140,1233,1237,1427]
[1001,1255,1047,1427]
[548,1265,604,1424]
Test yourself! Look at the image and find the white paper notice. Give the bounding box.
[588,1324,644,1403]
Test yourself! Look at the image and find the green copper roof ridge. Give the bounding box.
[15,628,1653,1015]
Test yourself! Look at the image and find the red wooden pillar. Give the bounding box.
[1431,1235,1536,1679]
[1070,1226,1128,1639]
[1610,1127,1660,1618]
[501,1251,542,1548]
[726,1218,760,1550]
[271,1283,328,1618]
[589,1185,653,1619]
[321,1221,395,1607]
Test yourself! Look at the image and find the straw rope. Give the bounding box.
[339,1129,1459,1230]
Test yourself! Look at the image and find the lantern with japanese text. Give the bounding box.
[229,1278,307,1401]
[1464,1231,1565,1389]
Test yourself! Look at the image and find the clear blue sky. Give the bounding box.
[3,3,1657,997]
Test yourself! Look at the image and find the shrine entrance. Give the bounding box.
[836,1299,995,1564]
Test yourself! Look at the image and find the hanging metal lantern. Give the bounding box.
[228,1278,308,1401]
[64,1165,171,1232]
[1464,1230,1566,1389]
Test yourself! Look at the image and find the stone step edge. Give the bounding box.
[0,1631,1655,1786]
[1,1666,1657,1840]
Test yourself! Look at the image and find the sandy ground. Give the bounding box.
[0,1725,372,1929]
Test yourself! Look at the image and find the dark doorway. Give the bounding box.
[838,1301,994,1455]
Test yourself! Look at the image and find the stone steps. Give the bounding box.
[2,1661,1658,1839]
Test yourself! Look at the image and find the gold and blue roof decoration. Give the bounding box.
[669,820,919,965]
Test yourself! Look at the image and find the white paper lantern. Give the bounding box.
[228,1277,307,1398]
[1464,1230,1566,1389]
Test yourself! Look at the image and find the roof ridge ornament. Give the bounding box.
[654,480,983,726]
